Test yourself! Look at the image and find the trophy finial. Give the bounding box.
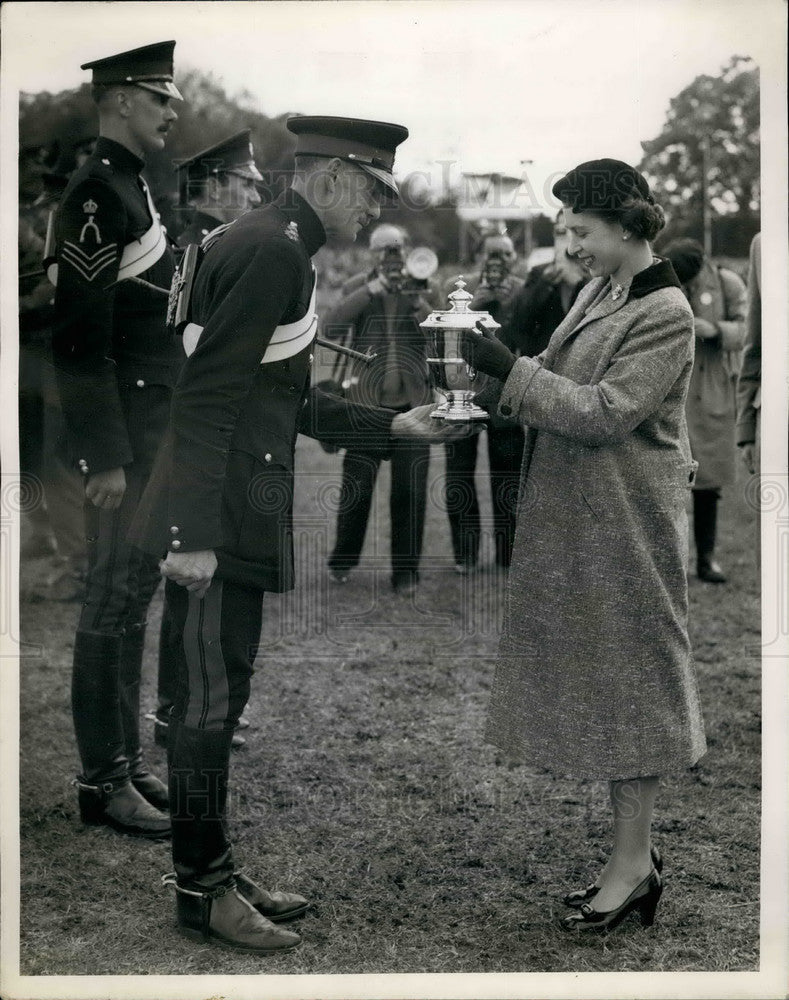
[448,276,473,313]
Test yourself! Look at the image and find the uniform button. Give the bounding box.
[500,403,512,416]
[101,158,110,165]
[309,354,314,364]
[264,453,272,463]
[171,540,181,550]
[170,526,179,535]
[136,379,145,388]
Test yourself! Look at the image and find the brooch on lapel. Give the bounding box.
[611,282,625,301]
[284,221,299,242]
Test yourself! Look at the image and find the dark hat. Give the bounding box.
[662,237,705,285]
[286,115,408,197]
[176,129,263,200]
[552,158,653,212]
[81,40,182,100]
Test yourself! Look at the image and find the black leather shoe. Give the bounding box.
[235,872,309,922]
[698,557,727,583]
[563,845,662,908]
[561,868,663,933]
[76,777,171,839]
[164,875,301,953]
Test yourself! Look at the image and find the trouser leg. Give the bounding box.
[693,487,727,582]
[165,578,262,888]
[389,440,429,586]
[444,435,481,568]
[328,450,380,573]
[157,594,179,721]
[693,488,719,559]
[72,629,128,784]
[487,424,524,568]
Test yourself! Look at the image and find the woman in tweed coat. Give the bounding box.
[462,159,706,934]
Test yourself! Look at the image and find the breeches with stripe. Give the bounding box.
[78,385,171,635]
[164,578,263,731]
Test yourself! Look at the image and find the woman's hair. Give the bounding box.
[587,198,666,242]
[552,158,665,241]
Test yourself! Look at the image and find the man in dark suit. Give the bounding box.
[51,41,183,840]
[129,115,473,954]
[323,224,437,594]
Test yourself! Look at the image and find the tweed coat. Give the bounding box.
[485,259,707,780]
[684,259,747,489]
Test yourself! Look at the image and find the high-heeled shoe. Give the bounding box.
[562,845,662,908]
[560,868,662,933]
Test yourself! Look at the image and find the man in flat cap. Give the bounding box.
[50,41,182,841]
[175,129,263,246]
[129,115,474,954]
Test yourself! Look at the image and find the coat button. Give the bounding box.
[500,403,512,416]
[171,539,181,550]
[101,158,110,165]
[170,526,179,535]
[136,379,145,388]
[264,453,272,463]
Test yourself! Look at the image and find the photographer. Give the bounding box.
[324,225,438,594]
[445,234,525,572]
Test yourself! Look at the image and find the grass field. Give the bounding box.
[18,432,761,976]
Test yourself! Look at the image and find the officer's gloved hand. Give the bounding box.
[460,320,517,382]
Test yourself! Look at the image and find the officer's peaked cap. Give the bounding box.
[176,129,263,200]
[287,115,408,197]
[81,40,183,101]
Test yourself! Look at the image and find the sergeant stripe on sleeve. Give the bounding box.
[61,240,119,282]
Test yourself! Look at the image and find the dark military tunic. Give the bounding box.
[51,136,181,475]
[176,209,224,249]
[130,189,396,592]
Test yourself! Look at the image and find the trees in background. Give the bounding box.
[639,56,759,256]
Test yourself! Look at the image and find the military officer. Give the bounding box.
[50,41,183,839]
[129,115,475,954]
[174,128,263,246]
[153,129,264,751]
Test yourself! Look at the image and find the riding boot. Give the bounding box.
[693,489,727,583]
[162,874,301,953]
[119,621,169,811]
[169,722,236,885]
[72,629,170,838]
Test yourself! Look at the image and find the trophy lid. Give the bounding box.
[419,277,501,332]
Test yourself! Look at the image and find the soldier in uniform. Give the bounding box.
[129,115,474,953]
[175,128,263,246]
[154,130,264,751]
[50,41,183,840]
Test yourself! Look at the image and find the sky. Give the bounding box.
[2,0,784,213]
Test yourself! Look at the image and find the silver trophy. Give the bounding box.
[421,277,500,421]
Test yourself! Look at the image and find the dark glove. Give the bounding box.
[460,321,517,381]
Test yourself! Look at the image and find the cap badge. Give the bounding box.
[80,199,102,244]
[284,221,299,243]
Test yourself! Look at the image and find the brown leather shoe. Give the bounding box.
[77,778,171,839]
[235,872,309,922]
[171,879,301,953]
